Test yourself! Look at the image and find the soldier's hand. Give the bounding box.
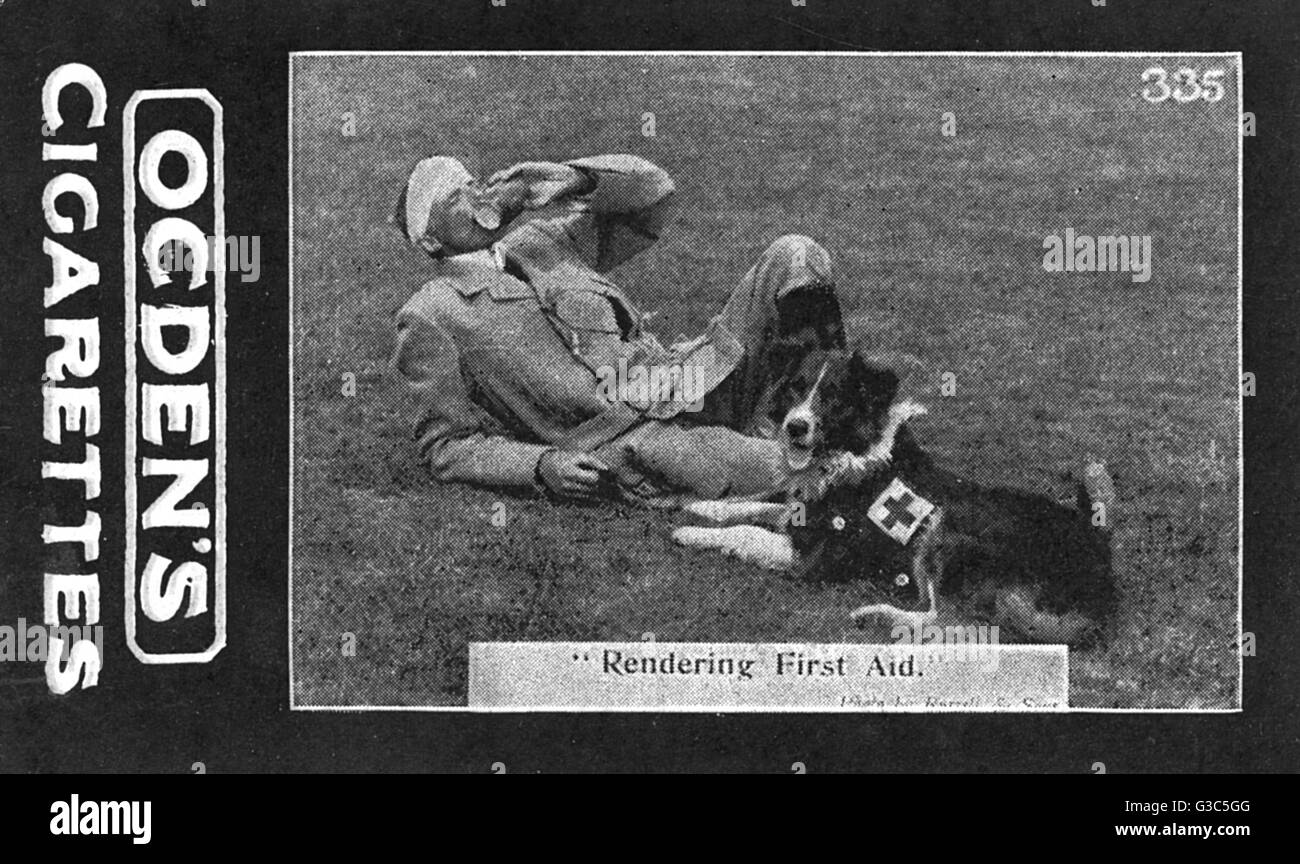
[484,162,590,209]
[537,450,611,497]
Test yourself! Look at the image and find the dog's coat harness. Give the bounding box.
[866,477,936,545]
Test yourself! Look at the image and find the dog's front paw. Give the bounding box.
[849,603,936,633]
[683,500,732,523]
[672,526,714,548]
[849,604,894,628]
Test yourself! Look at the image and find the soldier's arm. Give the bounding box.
[416,155,675,269]
[391,312,552,490]
[519,154,676,271]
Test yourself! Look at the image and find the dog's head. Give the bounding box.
[768,349,902,471]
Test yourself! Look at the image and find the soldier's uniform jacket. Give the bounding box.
[392,155,746,491]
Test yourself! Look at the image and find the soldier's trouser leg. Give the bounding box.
[599,420,784,503]
[606,236,847,503]
[699,234,846,430]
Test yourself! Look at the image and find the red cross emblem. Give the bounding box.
[867,478,936,545]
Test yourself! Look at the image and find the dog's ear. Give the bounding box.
[768,339,812,376]
[847,347,871,380]
[849,350,900,402]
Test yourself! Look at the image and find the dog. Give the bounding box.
[673,347,1116,645]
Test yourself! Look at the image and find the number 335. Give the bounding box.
[1142,67,1227,103]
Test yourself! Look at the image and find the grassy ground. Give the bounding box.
[291,55,1239,708]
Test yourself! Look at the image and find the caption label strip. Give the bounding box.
[469,642,1068,710]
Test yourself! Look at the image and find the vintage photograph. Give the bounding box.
[289,52,1241,710]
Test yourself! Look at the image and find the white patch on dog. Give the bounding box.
[671,525,796,570]
[684,500,791,527]
[781,399,928,502]
[862,398,928,465]
[779,363,829,471]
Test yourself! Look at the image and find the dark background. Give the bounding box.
[0,0,1296,772]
